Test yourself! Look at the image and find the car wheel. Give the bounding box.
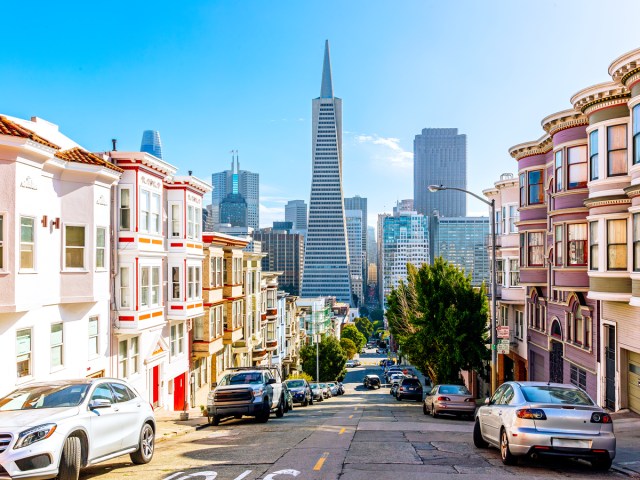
[473,419,488,448]
[591,456,613,471]
[210,415,221,426]
[275,396,285,418]
[58,437,81,480]
[234,414,243,419]
[130,422,155,464]
[256,400,270,423]
[431,406,438,418]
[396,394,402,401]
[309,397,314,406]
[423,403,428,415]
[500,429,517,465]
[302,398,309,407]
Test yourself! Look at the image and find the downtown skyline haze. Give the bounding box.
[3,0,640,228]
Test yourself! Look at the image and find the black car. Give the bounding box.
[284,379,313,406]
[363,374,381,389]
[396,377,423,401]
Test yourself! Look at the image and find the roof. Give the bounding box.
[55,147,124,173]
[0,115,60,150]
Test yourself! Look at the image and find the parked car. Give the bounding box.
[336,382,345,395]
[345,360,356,368]
[388,373,405,390]
[424,384,475,418]
[352,359,362,367]
[363,375,381,389]
[327,382,340,396]
[282,383,294,412]
[396,377,423,401]
[284,379,313,406]
[390,382,400,397]
[473,381,615,470]
[0,378,155,480]
[318,383,332,398]
[309,383,324,402]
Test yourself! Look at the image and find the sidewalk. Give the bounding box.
[611,410,640,477]
[153,407,208,443]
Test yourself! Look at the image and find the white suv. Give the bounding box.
[0,378,155,480]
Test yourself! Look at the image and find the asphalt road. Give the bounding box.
[79,350,628,480]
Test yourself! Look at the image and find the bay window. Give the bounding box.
[119,266,131,308]
[567,223,587,266]
[172,266,181,300]
[607,124,627,176]
[495,259,504,286]
[171,203,181,238]
[528,170,544,205]
[607,218,627,270]
[528,232,544,266]
[119,188,131,230]
[64,225,85,269]
[634,104,640,165]
[589,222,599,270]
[188,266,201,299]
[187,205,196,239]
[509,259,519,286]
[519,173,525,207]
[150,193,161,234]
[634,213,640,272]
[140,190,150,232]
[140,266,160,307]
[20,216,35,269]
[567,145,588,189]
[555,225,563,266]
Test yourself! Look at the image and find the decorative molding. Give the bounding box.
[571,82,629,114]
[541,110,588,137]
[582,95,630,116]
[20,176,37,190]
[624,184,640,197]
[583,196,631,208]
[509,136,553,160]
[96,195,108,206]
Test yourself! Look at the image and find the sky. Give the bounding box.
[3,0,640,231]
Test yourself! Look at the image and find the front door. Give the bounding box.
[152,365,160,407]
[173,372,186,411]
[605,326,616,410]
[549,341,563,383]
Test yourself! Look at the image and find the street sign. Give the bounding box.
[497,326,510,339]
[497,342,510,354]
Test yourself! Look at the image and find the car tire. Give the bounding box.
[130,422,155,465]
[256,400,270,423]
[473,419,488,448]
[500,429,517,465]
[211,415,221,426]
[276,396,285,418]
[423,403,428,415]
[302,398,309,407]
[58,436,81,480]
[591,456,613,471]
[310,397,314,406]
[431,407,438,418]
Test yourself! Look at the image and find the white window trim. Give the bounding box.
[19,215,36,272]
[119,266,132,309]
[95,226,107,271]
[170,322,185,357]
[169,202,182,238]
[171,265,182,301]
[119,186,132,232]
[88,316,99,359]
[50,322,64,371]
[63,223,87,271]
[140,190,151,233]
[118,336,140,378]
[150,192,161,235]
[16,327,33,380]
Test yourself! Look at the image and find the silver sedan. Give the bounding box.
[473,381,615,470]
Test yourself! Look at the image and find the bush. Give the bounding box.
[286,372,314,382]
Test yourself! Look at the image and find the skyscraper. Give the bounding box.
[344,195,368,286]
[285,200,307,231]
[211,152,259,229]
[253,229,305,296]
[414,128,467,217]
[301,41,351,304]
[140,130,163,159]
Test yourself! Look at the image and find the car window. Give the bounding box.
[499,386,514,405]
[429,387,438,395]
[0,384,89,410]
[91,384,115,403]
[402,378,420,386]
[438,385,470,395]
[490,384,508,405]
[109,383,135,403]
[286,380,305,388]
[222,372,263,385]
[521,386,594,405]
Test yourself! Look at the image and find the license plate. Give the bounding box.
[552,438,592,448]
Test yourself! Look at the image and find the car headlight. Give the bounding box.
[252,387,265,397]
[14,423,57,449]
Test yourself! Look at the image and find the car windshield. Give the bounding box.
[220,372,263,385]
[521,385,594,405]
[319,383,327,388]
[439,385,471,395]
[0,384,89,410]
[310,383,319,389]
[286,380,305,388]
[402,378,421,386]
[327,383,336,387]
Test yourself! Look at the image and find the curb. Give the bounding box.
[611,465,640,478]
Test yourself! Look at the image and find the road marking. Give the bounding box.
[339,427,346,435]
[348,414,353,419]
[233,471,252,480]
[313,452,330,471]
[353,406,358,411]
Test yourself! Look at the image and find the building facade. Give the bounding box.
[345,209,364,306]
[253,229,304,296]
[285,200,307,232]
[344,195,368,286]
[301,41,352,303]
[211,154,259,229]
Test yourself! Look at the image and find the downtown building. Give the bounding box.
[345,209,364,306]
[211,154,259,229]
[345,195,368,287]
[253,228,304,296]
[301,41,352,304]
[285,200,308,232]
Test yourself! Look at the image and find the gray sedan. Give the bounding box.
[473,381,615,470]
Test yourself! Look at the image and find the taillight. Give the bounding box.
[464,398,474,403]
[516,408,547,420]
[399,387,405,391]
[437,396,450,402]
[591,412,612,424]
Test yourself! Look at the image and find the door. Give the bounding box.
[628,351,640,414]
[605,326,616,410]
[109,382,143,450]
[173,373,186,411]
[549,341,563,384]
[479,384,509,444]
[152,365,160,407]
[88,384,129,460]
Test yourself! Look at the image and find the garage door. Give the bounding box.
[629,351,640,415]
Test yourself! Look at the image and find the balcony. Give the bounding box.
[192,336,224,358]
[114,308,165,334]
[167,300,204,319]
[252,346,268,361]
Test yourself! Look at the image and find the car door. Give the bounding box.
[478,384,508,444]
[88,383,129,460]
[425,386,437,410]
[266,373,280,408]
[108,382,143,450]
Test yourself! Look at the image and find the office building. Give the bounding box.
[140,130,163,159]
[301,41,352,303]
[219,193,248,227]
[346,210,364,306]
[414,128,467,217]
[211,152,259,229]
[253,230,304,296]
[345,195,368,286]
[285,200,307,231]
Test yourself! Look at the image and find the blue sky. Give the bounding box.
[3,0,640,229]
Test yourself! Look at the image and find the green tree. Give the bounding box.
[286,371,314,382]
[370,308,384,321]
[341,324,366,351]
[354,317,374,339]
[340,338,357,359]
[386,258,490,385]
[300,336,347,381]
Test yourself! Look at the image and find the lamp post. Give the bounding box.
[428,184,498,394]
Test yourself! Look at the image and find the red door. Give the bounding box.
[152,366,159,407]
[173,373,186,411]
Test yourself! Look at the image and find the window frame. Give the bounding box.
[567,223,587,267]
[16,328,32,378]
[555,150,563,192]
[170,202,182,238]
[139,190,150,233]
[589,221,599,271]
[607,124,628,177]
[119,266,131,309]
[63,224,86,270]
[634,104,640,165]
[567,145,588,190]
[88,316,99,359]
[150,192,161,235]
[589,130,599,181]
[509,258,519,287]
[607,218,627,271]
[527,231,545,267]
[555,224,563,266]
[170,323,185,357]
[634,213,640,272]
[0,213,4,271]
[171,265,182,301]
[50,322,64,369]
[187,265,201,300]
[95,226,106,270]
[20,216,35,271]
[119,187,131,231]
[527,170,544,205]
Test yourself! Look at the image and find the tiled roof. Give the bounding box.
[0,115,60,150]
[55,147,124,173]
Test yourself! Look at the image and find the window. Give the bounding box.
[88,316,98,358]
[172,266,181,300]
[567,145,588,189]
[567,223,587,266]
[528,232,544,266]
[508,205,518,233]
[119,188,131,230]
[151,267,160,305]
[119,266,131,308]
[0,214,4,270]
[500,305,508,327]
[141,267,149,307]
[118,340,128,377]
[495,259,504,286]
[607,124,627,176]
[571,306,584,345]
[140,266,160,307]
[223,258,228,284]
[187,205,195,239]
[140,190,150,232]
[519,173,525,207]
[170,323,185,356]
[528,170,543,205]
[590,222,599,270]
[211,257,223,288]
[635,104,640,165]
[607,219,627,270]
[590,130,599,181]
[555,150,563,192]
[194,315,205,340]
[150,193,161,234]
[171,204,181,238]
[20,216,35,269]
[515,310,524,340]
[520,233,525,266]
[188,266,201,299]
[16,328,32,378]
[555,225,563,266]
[118,337,139,378]
[110,383,135,403]
[509,259,519,286]
[51,323,63,368]
[570,364,587,391]
[634,213,640,272]
[496,209,502,236]
[96,227,106,269]
[130,337,139,374]
[64,225,85,269]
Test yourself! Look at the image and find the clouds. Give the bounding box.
[352,133,413,170]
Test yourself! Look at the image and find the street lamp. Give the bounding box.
[428,184,498,394]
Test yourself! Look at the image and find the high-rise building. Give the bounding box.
[253,229,305,296]
[140,130,163,159]
[344,195,368,287]
[430,216,490,287]
[285,200,307,231]
[211,152,259,229]
[414,128,467,217]
[378,210,429,309]
[367,225,377,265]
[219,193,248,227]
[393,199,414,215]
[345,210,364,306]
[301,41,352,304]
[273,221,293,232]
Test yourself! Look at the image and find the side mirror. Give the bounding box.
[484,397,491,405]
[89,398,112,410]
[211,382,217,388]
[267,378,277,385]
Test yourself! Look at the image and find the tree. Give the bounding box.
[341,324,366,351]
[370,308,384,321]
[359,305,370,317]
[340,338,357,359]
[386,258,490,385]
[286,371,314,382]
[354,317,374,339]
[300,336,347,382]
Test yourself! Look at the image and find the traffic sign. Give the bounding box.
[497,326,510,339]
[497,343,510,354]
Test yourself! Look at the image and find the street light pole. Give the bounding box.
[428,185,498,394]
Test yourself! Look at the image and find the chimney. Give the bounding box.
[188,170,193,176]
[111,139,117,151]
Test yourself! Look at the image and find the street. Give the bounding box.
[79,351,630,480]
